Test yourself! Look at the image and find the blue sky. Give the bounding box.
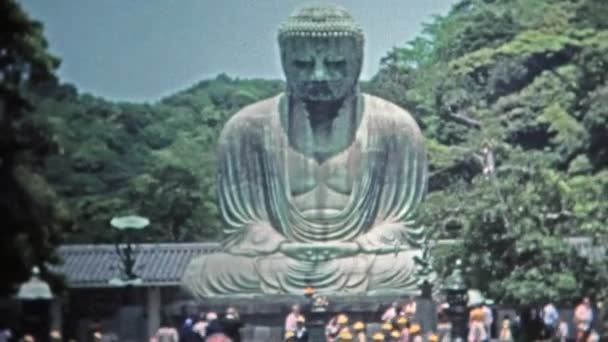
[19,0,458,102]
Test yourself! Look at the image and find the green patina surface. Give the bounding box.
[182,4,432,297]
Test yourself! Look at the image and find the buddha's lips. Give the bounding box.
[300,81,343,98]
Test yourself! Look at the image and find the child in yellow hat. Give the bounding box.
[396,316,409,341]
[389,329,401,341]
[353,321,365,331]
[381,322,393,332]
[396,316,407,326]
[284,331,295,342]
[295,315,308,341]
[409,323,423,342]
[337,328,354,341]
[409,323,421,334]
[371,332,385,341]
[353,321,366,342]
[337,314,349,325]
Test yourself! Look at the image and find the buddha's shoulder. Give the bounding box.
[222,94,281,133]
[362,93,422,137]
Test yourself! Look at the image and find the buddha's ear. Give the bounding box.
[278,37,292,73]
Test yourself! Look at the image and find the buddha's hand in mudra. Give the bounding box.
[355,222,418,254]
[279,242,361,261]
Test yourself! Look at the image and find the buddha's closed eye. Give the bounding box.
[294,59,314,68]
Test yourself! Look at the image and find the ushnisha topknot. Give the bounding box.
[278,4,364,42]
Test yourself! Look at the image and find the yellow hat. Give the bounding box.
[337,314,349,324]
[382,322,393,331]
[297,315,306,323]
[338,329,353,341]
[428,333,439,342]
[353,321,365,331]
[391,330,402,338]
[397,316,408,325]
[372,332,385,341]
[409,323,421,334]
[284,331,295,340]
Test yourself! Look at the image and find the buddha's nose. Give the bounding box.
[312,62,329,81]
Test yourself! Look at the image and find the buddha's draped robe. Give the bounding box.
[183,93,428,296]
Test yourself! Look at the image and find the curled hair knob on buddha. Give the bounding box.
[278,4,364,43]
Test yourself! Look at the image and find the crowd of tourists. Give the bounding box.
[479,297,601,342]
[445,296,600,342]
[309,299,432,342]
[284,298,600,342]
[135,296,606,341]
[150,307,244,342]
[281,295,603,342]
[8,295,602,341]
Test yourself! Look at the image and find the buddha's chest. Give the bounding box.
[287,141,363,200]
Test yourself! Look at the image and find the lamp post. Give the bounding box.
[17,266,54,342]
[108,213,149,321]
[444,259,468,342]
[108,215,149,286]
[105,215,150,341]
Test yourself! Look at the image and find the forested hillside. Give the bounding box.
[27,0,608,303]
[30,76,283,243]
[368,0,608,303]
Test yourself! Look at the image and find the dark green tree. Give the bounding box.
[0,0,70,295]
[430,151,605,304]
[377,0,608,304]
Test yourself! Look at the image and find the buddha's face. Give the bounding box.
[280,36,362,102]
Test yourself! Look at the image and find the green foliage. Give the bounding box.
[538,103,587,156]
[429,153,605,304]
[377,0,608,304]
[32,75,283,243]
[582,84,608,167]
[449,29,580,85]
[0,0,70,295]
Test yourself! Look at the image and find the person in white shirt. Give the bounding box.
[285,304,301,333]
[574,297,594,334]
[542,302,559,338]
[556,320,569,342]
[402,297,417,319]
[482,303,493,338]
[382,302,399,322]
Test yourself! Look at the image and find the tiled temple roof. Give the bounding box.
[52,243,221,288]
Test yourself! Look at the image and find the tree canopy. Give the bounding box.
[30,74,283,243]
[369,0,608,304]
[0,0,70,295]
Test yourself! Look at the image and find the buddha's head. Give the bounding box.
[278,4,364,102]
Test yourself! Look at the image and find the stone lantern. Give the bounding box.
[17,266,53,342]
[444,259,468,342]
[17,266,53,300]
